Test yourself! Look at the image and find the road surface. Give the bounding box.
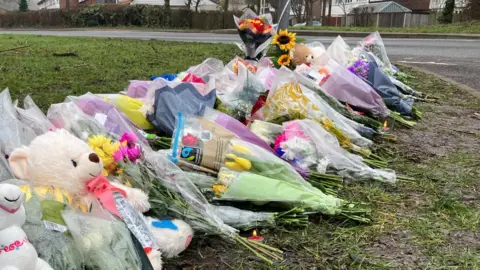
[1,29,479,90]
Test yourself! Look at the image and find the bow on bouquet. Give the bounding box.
[234,9,274,61]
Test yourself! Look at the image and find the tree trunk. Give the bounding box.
[321,0,327,25]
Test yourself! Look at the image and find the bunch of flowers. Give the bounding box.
[234,10,274,60]
[232,58,258,74]
[270,29,296,68]
[88,132,142,176]
[347,58,369,80]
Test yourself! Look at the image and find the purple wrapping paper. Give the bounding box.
[203,108,274,153]
[73,96,149,146]
[127,81,150,99]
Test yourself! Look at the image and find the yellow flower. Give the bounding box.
[212,184,227,196]
[102,141,120,156]
[232,144,251,155]
[277,54,292,66]
[234,157,251,170]
[225,153,237,160]
[225,161,244,171]
[88,135,111,149]
[272,29,296,52]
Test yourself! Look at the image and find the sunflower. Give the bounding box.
[277,54,292,67]
[272,29,296,51]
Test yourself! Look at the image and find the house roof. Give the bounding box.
[351,1,411,14]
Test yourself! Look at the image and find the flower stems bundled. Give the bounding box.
[144,132,172,150]
[123,152,284,264]
[308,172,343,196]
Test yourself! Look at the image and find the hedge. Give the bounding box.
[0,5,238,29]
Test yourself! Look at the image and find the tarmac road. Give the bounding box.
[1,29,479,90]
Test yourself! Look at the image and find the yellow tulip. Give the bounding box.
[234,157,251,170]
[232,144,250,155]
[225,153,237,160]
[225,161,244,171]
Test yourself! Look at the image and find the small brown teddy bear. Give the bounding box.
[291,43,313,67]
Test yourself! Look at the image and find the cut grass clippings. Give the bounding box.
[1,35,480,269]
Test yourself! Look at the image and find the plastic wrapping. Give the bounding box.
[22,193,84,270]
[65,93,150,148]
[326,36,353,67]
[143,149,238,237]
[285,120,396,183]
[62,210,143,270]
[94,93,154,131]
[217,60,266,123]
[0,89,37,156]
[127,80,150,100]
[234,9,274,60]
[248,120,284,147]
[211,205,275,230]
[15,95,54,136]
[359,32,395,75]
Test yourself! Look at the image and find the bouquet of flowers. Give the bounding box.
[347,58,369,80]
[270,29,296,68]
[234,9,275,60]
[213,139,370,222]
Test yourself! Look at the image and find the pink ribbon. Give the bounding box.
[86,175,127,217]
[0,204,20,214]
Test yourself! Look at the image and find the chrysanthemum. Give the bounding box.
[277,54,292,66]
[272,30,296,51]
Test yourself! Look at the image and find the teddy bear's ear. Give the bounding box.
[8,146,31,180]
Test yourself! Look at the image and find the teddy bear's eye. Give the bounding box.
[72,160,77,167]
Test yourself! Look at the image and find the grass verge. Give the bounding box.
[294,20,480,34]
[1,35,480,269]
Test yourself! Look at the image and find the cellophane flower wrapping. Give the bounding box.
[210,205,276,230]
[293,68,377,136]
[171,113,238,172]
[248,120,284,147]
[217,60,266,124]
[351,48,414,116]
[0,89,37,157]
[259,67,369,152]
[215,139,342,215]
[127,80,150,100]
[283,66,373,147]
[19,186,84,270]
[234,9,274,60]
[47,101,106,142]
[308,54,390,118]
[66,93,149,147]
[62,209,143,270]
[15,95,55,136]
[359,31,395,75]
[142,149,238,238]
[326,35,354,67]
[285,119,396,183]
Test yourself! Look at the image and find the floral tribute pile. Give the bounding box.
[0,9,433,269]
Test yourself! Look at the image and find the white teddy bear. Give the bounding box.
[0,183,53,270]
[8,129,193,270]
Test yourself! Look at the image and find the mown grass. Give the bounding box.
[294,20,480,34]
[1,35,480,269]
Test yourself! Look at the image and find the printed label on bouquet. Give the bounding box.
[183,118,236,171]
[113,192,158,250]
[94,113,107,126]
[180,146,202,165]
[43,220,68,233]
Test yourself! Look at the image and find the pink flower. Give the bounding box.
[120,132,138,144]
[126,147,141,162]
[274,133,287,151]
[182,134,199,146]
[113,147,127,162]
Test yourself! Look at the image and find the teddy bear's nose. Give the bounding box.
[89,153,100,163]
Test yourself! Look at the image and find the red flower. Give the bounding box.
[182,134,199,146]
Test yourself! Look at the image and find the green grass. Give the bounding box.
[1,35,480,269]
[294,20,480,34]
[0,35,238,110]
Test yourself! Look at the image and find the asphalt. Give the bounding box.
[1,29,479,91]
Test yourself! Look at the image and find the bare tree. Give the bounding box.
[185,0,192,9]
[336,0,348,26]
[291,0,305,23]
[304,0,319,25]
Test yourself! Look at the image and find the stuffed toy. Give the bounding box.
[8,129,193,269]
[0,183,53,270]
[292,43,314,67]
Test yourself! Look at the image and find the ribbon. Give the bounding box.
[86,175,127,217]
